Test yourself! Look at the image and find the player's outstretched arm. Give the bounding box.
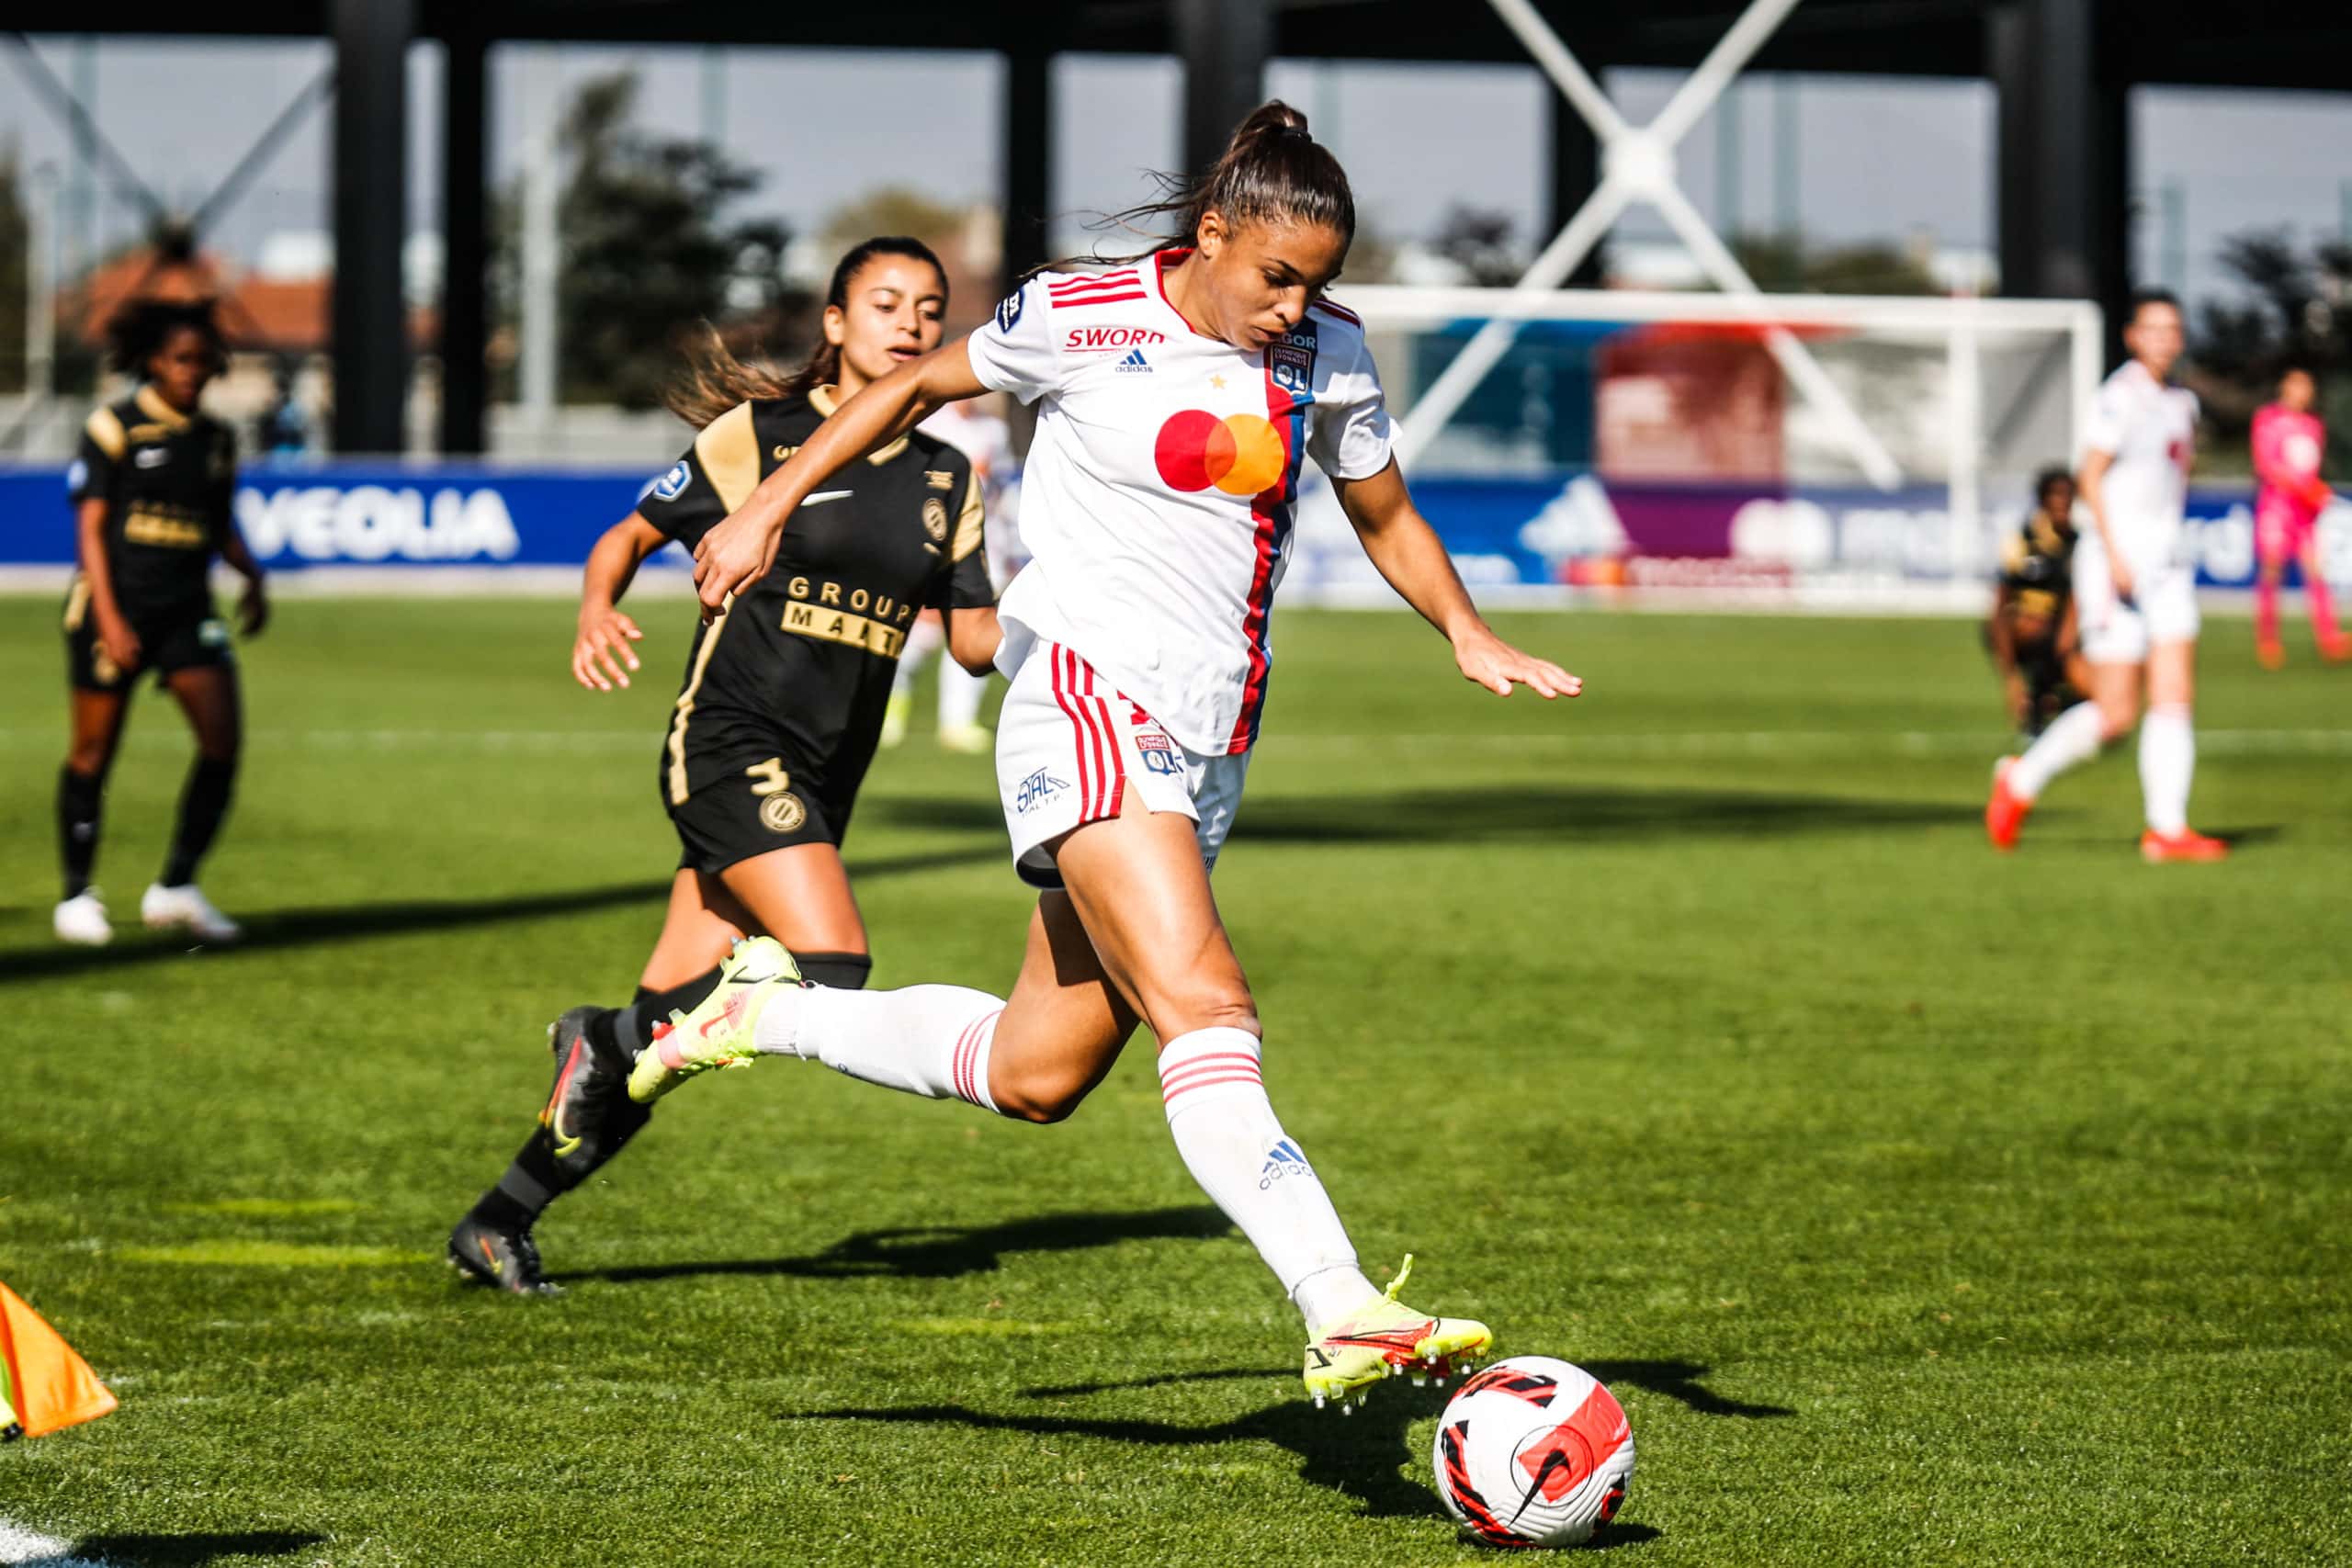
[1331,459,1580,700]
[1986,581,2026,724]
[692,342,989,615]
[574,513,666,691]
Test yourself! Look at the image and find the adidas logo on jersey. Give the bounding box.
[1115,348,1153,374]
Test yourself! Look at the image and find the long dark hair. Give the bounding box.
[1071,100,1354,273]
[666,235,947,430]
[105,298,225,378]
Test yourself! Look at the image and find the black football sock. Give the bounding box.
[160,754,237,887]
[465,954,877,1235]
[57,766,105,901]
[794,952,873,990]
[609,966,726,1064]
[605,953,872,1064]
[471,1137,560,1233]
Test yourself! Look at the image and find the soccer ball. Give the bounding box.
[1430,1356,1634,1549]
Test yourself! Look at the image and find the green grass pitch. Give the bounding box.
[0,597,2346,1566]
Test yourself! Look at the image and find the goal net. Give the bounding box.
[1288,285,2102,608]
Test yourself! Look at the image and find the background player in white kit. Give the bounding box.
[619,103,1581,1409]
[886,396,1024,750]
[1984,290,2227,862]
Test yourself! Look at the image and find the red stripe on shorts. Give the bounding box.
[1081,660,1128,819]
[1048,643,1096,818]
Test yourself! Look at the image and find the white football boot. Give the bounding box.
[53,890,114,946]
[141,883,243,943]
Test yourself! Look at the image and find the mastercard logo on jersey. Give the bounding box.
[1155,410,1291,497]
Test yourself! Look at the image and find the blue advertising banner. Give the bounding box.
[3,459,2338,595]
[0,461,657,570]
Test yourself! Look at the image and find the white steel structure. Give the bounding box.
[1402,0,2093,503]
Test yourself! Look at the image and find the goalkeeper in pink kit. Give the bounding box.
[2251,366,2346,667]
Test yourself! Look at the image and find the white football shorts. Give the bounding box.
[994,630,1250,890]
[2075,540,2199,663]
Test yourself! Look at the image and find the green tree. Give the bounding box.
[1728,231,1940,295]
[502,73,802,409]
[1431,207,1522,288]
[820,187,967,259]
[2188,230,2352,471]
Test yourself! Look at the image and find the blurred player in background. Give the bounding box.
[448,238,998,1293]
[1986,468,2087,739]
[1986,291,2226,863]
[53,299,267,946]
[645,103,1581,1408]
[2250,365,2346,668]
[883,394,1025,750]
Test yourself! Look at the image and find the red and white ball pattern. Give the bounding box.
[1431,1356,1634,1549]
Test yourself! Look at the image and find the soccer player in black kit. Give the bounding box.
[449,238,1000,1292]
[54,299,267,947]
[1986,468,2087,740]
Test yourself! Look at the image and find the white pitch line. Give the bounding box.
[0,1518,116,1568]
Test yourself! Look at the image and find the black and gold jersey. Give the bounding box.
[67,386,237,618]
[639,387,993,816]
[1997,508,2075,631]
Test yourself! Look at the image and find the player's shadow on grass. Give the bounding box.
[1579,1359,1793,1418]
[570,1204,1233,1286]
[788,1393,1661,1546]
[62,1532,322,1566]
[1024,1359,1790,1420]
[1231,784,1973,845]
[0,847,1001,984]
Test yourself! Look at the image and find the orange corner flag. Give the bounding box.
[0,1282,116,1439]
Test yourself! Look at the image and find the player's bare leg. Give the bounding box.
[1988,662,2133,851]
[1048,797,1490,1405]
[2255,555,2289,668]
[979,894,1138,1120]
[2300,537,2349,660]
[143,665,243,942]
[2139,639,2225,862]
[452,854,874,1294]
[631,792,1488,1404]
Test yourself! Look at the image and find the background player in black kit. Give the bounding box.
[54,299,267,947]
[1986,468,2087,739]
[450,238,1001,1292]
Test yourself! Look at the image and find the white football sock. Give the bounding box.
[889,616,944,701]
[752,983,1003,1113]
[903,615,944,665]
[1157,1028,1373,1329]
[2139,704,2194,834]
[2008,700,2105,801]
[938,661,988,728]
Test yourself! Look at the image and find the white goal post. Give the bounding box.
[1289,285,2105,606]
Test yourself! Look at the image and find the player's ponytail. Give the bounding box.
[1071,99,1355,271]
[666,236,948,429]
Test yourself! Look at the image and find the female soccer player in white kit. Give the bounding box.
[1985,290,2227,863]
[628,103,1581,1408]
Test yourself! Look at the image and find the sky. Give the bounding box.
[4,33,2350,311]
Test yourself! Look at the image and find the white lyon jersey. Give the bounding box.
[2082,360,2199,568]
[965,251,1394,755]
